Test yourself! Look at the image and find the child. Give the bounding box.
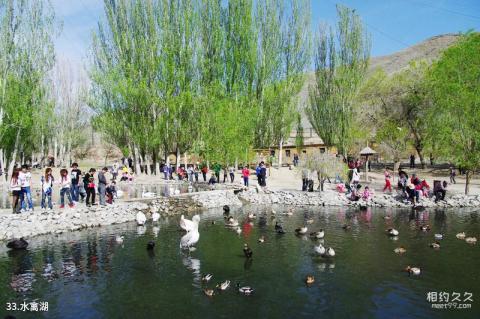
[383,169,392,192]
[84,168,96,207]
[59,168,74,208]
[362,186,373,200]
[10,169,21,214]
[18,164,33,212]
[70,163,82,202]
[106,181,117,204]
[41,168,54,210]
[242,166,250,187]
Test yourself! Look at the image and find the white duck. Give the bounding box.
[456,232,466,240]
[465,237,477,244]
[136,211,147,226]
[225,216,239,227]
[310,230,325,239]
[236,227,242,235]
[324,247,335,257]
[115,235,124,244]
[152,212,160,222]
[216,280,230,291]
[141,187,156,198]
[387,228,399,236]
[314,244,326,255]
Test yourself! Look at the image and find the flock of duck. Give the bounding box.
[4,204,478,298]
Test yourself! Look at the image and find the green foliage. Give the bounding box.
[425,33,480,193]
[307,4,370,157]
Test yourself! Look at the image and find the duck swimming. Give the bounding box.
[434,234,443,240]
[306,218,314,225]
[295,226,308,235]
[236,227,242,235]
[204,289,214,297]
[465,237,477,244]
[430,242,441,249]
[405,266,421,276]
[115,235,124,244]
[136,212,147,226]
[394,246,406,254]
[248,212,257,219]
[305,275,315,285]
[223,205,230,215]
[314,244,326,255]
[243,244,253,259]
[216,280,230,291]
[342,224,351,231]
[6,238,28,250]
[202,274,213,282]
[274,221,282,231]
[258,236,265,243]
[310,230,325,239]
[152,212,160,222]
[386,228,399,236]
[237,283,254,295]
[420,225,430,232]
[225,216,239,227]
[324,247,335,257]
[456,232,466,240]
[146,241,155,250]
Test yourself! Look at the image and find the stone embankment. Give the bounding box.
[2,187,479,241]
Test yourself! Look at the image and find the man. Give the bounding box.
[259,162,267,187]
[213,163,221,182]
[98,167,108,206]
[229,165,235,183]
[18,165,33,212]
[410,154,415,168]
[301,168,309,191]
[70,163,82,202]
[255,164,262,186]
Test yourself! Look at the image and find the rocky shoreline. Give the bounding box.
[1,187,479,241]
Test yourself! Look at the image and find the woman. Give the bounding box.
[41,168,54,210]
[59,169,74,208]
[229,166,235,183]
[10,169,22,214]
[193,165,199,182]
[241,166,250,187]
[84,168,96,207]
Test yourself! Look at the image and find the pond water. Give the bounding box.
[0,183,209,209]
[0,205,479,318]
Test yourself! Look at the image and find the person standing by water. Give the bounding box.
[84,168,96,207]
[383,168,392,192]
[98,167,108,206]
[59,169,75,208]
[223,166,228,183]
[409,154,415,168]
[18,165,34,212]
[70,163,81,203]
[213,163,221,182]
[10,169,22,214]
[194,164,199,182]
[449,166,456,184]
[241,165,250,187]
[229,165,235,183]
[201,164,208,182]
[259,162,267,187]
[112,160,119,180]
[41,168,54,210]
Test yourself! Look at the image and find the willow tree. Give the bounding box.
[0,0,57,180]
[307,5,370,158]
[425,33,480,194]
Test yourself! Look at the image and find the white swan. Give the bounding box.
[180,227,200,250]
[180,215,200,232]
[152,212,160,222]
[152,226,160,238]
[314,244,326,255]
[310,230,325,239]
[434,234,443,240]
[115,235,124,243]
[325,247,335,257]
[136,211,147,226]
[236,227,242,235]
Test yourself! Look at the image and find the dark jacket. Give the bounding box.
[98,172,107,185]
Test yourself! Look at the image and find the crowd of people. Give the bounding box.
[9,163,123,213]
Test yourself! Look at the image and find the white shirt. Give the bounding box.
[18,171,31,187]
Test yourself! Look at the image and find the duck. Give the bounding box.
[386,228,399,236]
[456,232,466,240]
[225,216,239,227]
[141,187,156,198]
[420,225,430,232]
[237,283,254,295]
[146,241,155,250]
[216,280,230,291]
[202,274,213,282]
[6,238,29,250]
[274,221,283,231]
[306,218,314,225]
[271,209,276,215]
[151,212,160,222]
[310,230,325,239]
[295,226,308,235]
[434,234,443,240]
[430,241,441,249]
[136,212,147,226]
[305,275,315,285]
[258,236,265,243]
[276,228,286,235]
[405,266,421,276]
[115,235,124,244]
[394,246,406,254]
[314,244,326,255]
[204,289,214,297]
[223,205,230,215]
[465,237,477,244]
[342,224,351,231]
[243,244,253,259]
[236,227,242,235]
[247,212,257,219]
[324,247,335,257]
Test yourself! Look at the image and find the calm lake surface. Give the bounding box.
[0,205,479,318]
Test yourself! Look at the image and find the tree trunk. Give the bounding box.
[133,144,142,175]
[393,160,400,183]
[416,147,425,169]
[176,148,180,169]
[0,148,5,183]
[278,138,283,169]
[145,155,151,175]
[54,138,58,167]
[184,152,188,167]
[7,130,21,181]
[154,151,160,176]
[465,170,472,195]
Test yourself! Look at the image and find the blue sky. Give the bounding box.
[53,0,480,66]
